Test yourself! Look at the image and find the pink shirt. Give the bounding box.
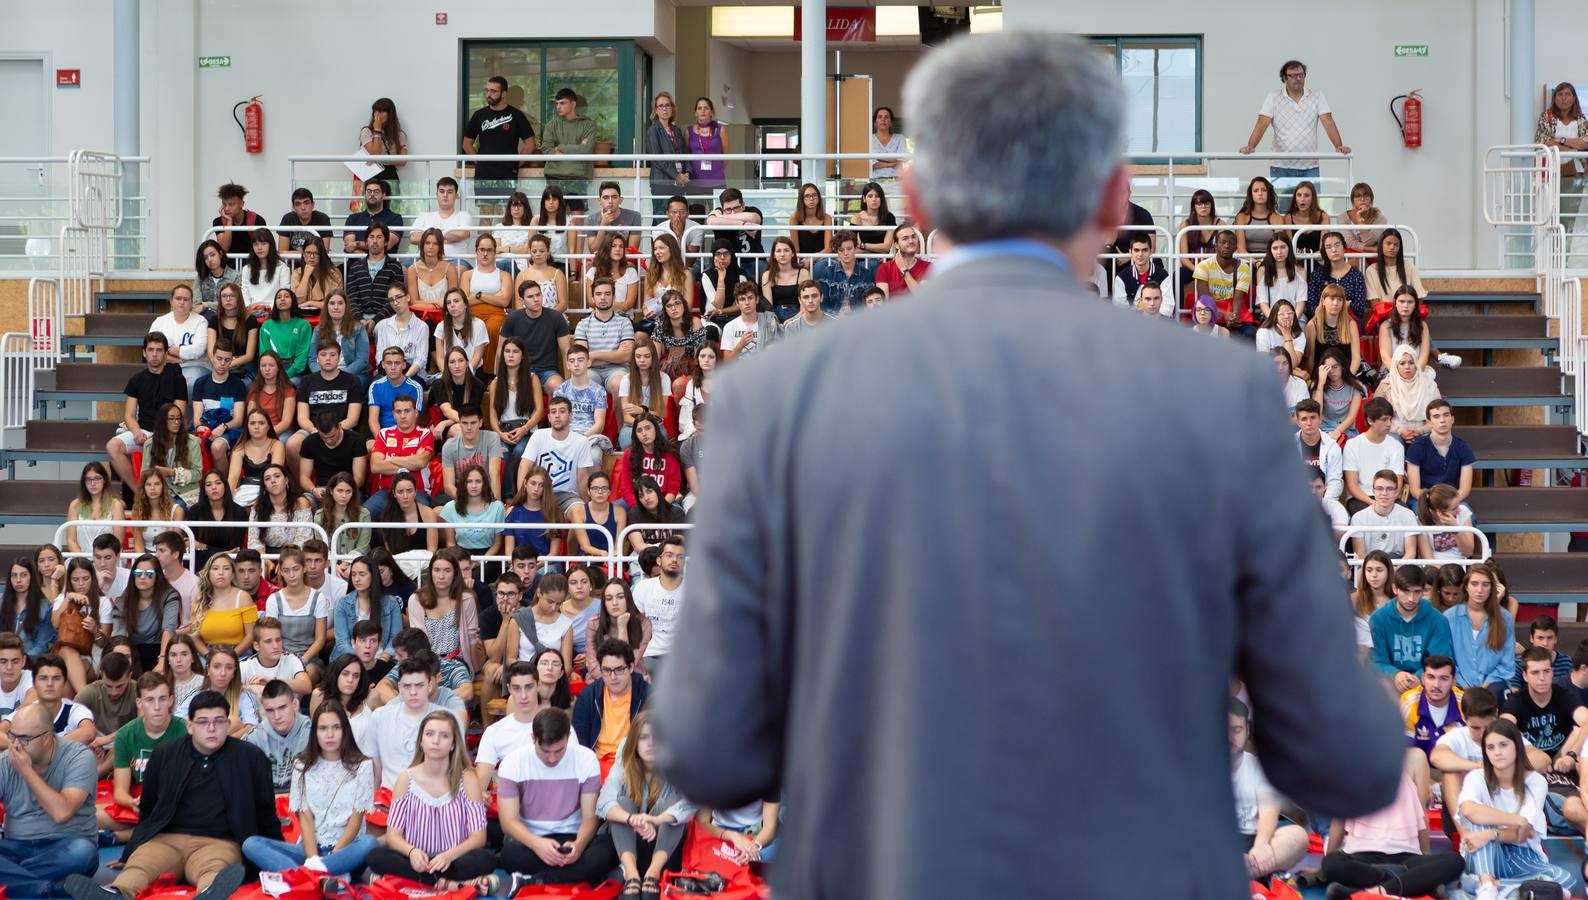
[1340,771,1422,855]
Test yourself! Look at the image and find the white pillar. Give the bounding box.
[1510,0,1535,144]
[114,0,140,264]
[801,0,826,186]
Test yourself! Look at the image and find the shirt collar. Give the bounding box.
[933,238,1071,280]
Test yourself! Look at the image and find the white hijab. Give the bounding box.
[1382,343,1441,425]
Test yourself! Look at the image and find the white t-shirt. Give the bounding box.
[1282,375,1310,410]
[521,429,597,495]
[1257,87,1332,168]
[364,700,449,789]
[1343,434,1406,485]
[240,652,307,687]
[1436,725,1537,764]
[1428,506,1476,561]
[433,318,491,364]
[4,698,93,734]
[1254,275,1306,315]
[496,740,602,836]
[1322,497,1349,534]
[1349,504,1419,557]
[1231,751,1277,836]
[719,317,759,355]
[310,574,349,602]
[632,576,685,659]
[477,714,540,772]
[0,672,34,718]
[1458,768,1547,855]
[412,209,475,260]
[1255,328,1306,358]
[265,589,332,622]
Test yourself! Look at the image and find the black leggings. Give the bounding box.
[502,834,618,885]
[364,846,499,885]
[1320,850,1466,896]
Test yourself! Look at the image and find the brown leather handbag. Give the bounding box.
[56,595,95,653]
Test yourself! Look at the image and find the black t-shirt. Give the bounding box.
[299,430,367,487]
[499,308,569,371]
[205,310,259,357]
[1504,688,1580,755]
[1113,202,1157,256]
[125,365,189,432]
[166,743,231,838]
[211,210,266,245]
[428,375,487,412]
[464,105,535,181]
[299,370,364,423]
[277,210,334,250]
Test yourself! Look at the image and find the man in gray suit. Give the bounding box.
[651,32,1404,900]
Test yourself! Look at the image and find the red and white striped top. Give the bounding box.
[389,778,487,855]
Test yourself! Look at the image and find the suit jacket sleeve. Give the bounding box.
[1233,359,1402,818]
[650,368,785,808]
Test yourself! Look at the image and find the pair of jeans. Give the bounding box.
[241,834,380,878]
[0,834,101,897]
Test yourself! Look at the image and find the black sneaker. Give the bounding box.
[194,863,246,900]
[62,874,119,900]
[1323,883,1354,900]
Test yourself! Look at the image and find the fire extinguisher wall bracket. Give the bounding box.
[233,96,264,154]
[1390,90,1422,149]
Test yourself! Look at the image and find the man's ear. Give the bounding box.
[900,167,932,238]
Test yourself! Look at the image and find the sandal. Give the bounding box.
[641,875,661,900]
[622,877,642,897]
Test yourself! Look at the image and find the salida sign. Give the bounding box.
[793,7,876,43]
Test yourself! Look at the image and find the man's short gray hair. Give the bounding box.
[904,32,1126,244]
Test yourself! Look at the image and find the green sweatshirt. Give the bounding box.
[259,317,315,377]
[540,113,597,179]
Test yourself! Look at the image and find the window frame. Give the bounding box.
[459,39,649,156]
[1088,35,1203,159]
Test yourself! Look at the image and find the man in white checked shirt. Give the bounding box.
[1240,59,1352,201]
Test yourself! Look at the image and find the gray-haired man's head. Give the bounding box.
[902,33,1127,246]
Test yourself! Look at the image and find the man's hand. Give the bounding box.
[1238,146,1255,154]
[1554,755,1577,775]
[1392,671,1418,694]
[7,741,33,776]
[1335,144,1352,155]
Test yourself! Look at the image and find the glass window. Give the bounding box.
[1092,37,1201,154]
[463,46,543,137]
[547,46,620,145]
[461,42,647,153]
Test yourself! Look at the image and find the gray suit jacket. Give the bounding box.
[652,252,1403,900]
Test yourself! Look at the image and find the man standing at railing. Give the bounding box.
[541,88,598,212]
[463,75,537,204]
[1239,60,1351,202]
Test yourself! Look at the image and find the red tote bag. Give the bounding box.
[362,875,477,900]
[512,881,621,900]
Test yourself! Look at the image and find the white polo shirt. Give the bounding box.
[1258,88,1332,169]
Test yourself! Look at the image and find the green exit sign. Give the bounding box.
[197,56,231,68]
[1394,44,1428,58]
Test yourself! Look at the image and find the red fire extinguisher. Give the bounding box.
[233,96,264,153]
[1390,91,1422,148]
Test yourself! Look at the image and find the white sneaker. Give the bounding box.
[1438,352,1463,368]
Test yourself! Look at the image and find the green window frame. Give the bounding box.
[1088,36,1203,157]
[460,40,651,155]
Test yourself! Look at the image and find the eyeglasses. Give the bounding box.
[8,729,49,747]
[133,569,156,577]
[589,484,610,492]
[191,716,229,730]
[495,591,521,600]
[600,665,630,676]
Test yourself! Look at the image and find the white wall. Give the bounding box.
[707,40,753,126]
[0,0,1579,270]
[1001,0,1525,269]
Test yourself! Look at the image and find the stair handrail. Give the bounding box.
[0,332,35,430]
[1483,144,1557,227]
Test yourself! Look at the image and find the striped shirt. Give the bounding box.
[497,741,601,836]
[388,779,486,855]
[573,312,635,358]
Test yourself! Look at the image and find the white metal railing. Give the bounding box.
[612,522,692,571]
[0,154,149,270]
[1485,145,1556,228]
[52,520,201,572]
[327,520,617,573]
[1337,524,1493,567]
[0,332,33,429]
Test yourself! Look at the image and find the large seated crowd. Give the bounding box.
[0,61,1585,900]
